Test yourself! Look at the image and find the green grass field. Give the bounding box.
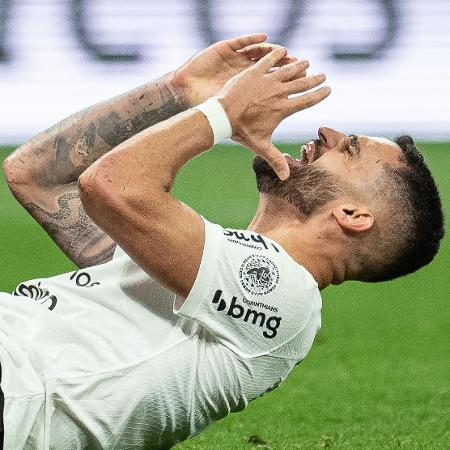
[0,143,449,449]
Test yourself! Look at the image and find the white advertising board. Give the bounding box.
[0,0,449,143]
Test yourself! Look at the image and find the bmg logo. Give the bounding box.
[212,290,281,339]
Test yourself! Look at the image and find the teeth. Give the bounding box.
[300,141,315,163]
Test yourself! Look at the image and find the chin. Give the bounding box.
[252,156,277,179]
[252,155,341,216]
[252,156,279,193]
[252,155,304,191]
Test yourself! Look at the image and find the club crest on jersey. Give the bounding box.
[239,255,279,296]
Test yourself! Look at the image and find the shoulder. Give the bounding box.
[176,219,321,359]
[220,225,318,298]
[222,227,282,254]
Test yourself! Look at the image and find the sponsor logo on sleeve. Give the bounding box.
[69,270,100,287]
[223,229,280,253]
[239,255,279,296]
[212,289,282,339]
[13,282,58,311]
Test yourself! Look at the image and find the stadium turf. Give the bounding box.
[0,143,448,449]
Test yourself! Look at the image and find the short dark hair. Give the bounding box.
[365,135,444,282]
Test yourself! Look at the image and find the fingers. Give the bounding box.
[281,69,306,81]
[254,47,288,72]
[239,43,297,65]
[273,59,310,81]
[287,86,332,114]
[283,73,326,95]
[226,33,267,51]
[294,70,307,79]
[256,143,291,181]
[278,56,298,66]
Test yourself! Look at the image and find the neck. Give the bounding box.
[248,195,348,290]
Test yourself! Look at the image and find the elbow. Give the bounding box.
[3,153,18,187]
[78,161,122,225]
[2,153,25,195]
[78,170,105,227]
[79,156,166,231]
[2,156,12,184]
[78,168,105,219]
[3,144,39,193]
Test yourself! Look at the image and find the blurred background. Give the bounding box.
[0,1,449,449]
[0,0,450,142]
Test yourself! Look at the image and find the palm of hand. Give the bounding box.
[175,42,257,107]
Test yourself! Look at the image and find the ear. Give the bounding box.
[332,204,374,233]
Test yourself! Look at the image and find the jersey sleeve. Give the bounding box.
[113,245,127,259]
[173,218,322,359]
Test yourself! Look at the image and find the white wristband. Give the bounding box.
[192,96,233,145]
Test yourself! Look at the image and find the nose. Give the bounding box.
[318,127,347,149]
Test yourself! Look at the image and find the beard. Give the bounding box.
[252,156,341,216]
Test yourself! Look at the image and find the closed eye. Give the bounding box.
[345,137,354,155]
[348,134,360,156]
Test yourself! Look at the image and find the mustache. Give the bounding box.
[312,139,324,162]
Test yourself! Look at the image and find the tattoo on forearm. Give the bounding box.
[26,191,116,268]
[47,77,187,184]
[12,76,187,266]
[96,81,184,148]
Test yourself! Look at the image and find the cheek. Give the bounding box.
[315,153,347,175]
[317,153,382,183]
[356,155,386,180]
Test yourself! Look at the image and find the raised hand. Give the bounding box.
[217,47,331,180]
[173,33,297,107]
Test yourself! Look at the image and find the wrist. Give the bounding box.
[166,71,191,110]
[192,97,233,145]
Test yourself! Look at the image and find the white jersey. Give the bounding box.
[0,219,322,449]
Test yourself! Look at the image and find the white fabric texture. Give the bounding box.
[0,218,321,449]
[191,96,232,144]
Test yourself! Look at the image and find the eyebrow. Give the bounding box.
[348,134,361,156]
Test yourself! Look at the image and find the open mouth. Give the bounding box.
[301,141,315,164]
[283,139,322,167]
[302,138,326,163]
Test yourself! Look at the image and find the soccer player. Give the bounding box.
[1,33,444,448]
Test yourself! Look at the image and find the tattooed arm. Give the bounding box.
[3,34,294,268]
[3,75,187,267]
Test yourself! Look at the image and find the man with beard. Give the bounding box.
[1,33,444,448]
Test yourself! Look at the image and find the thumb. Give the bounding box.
[257,142,290,180]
